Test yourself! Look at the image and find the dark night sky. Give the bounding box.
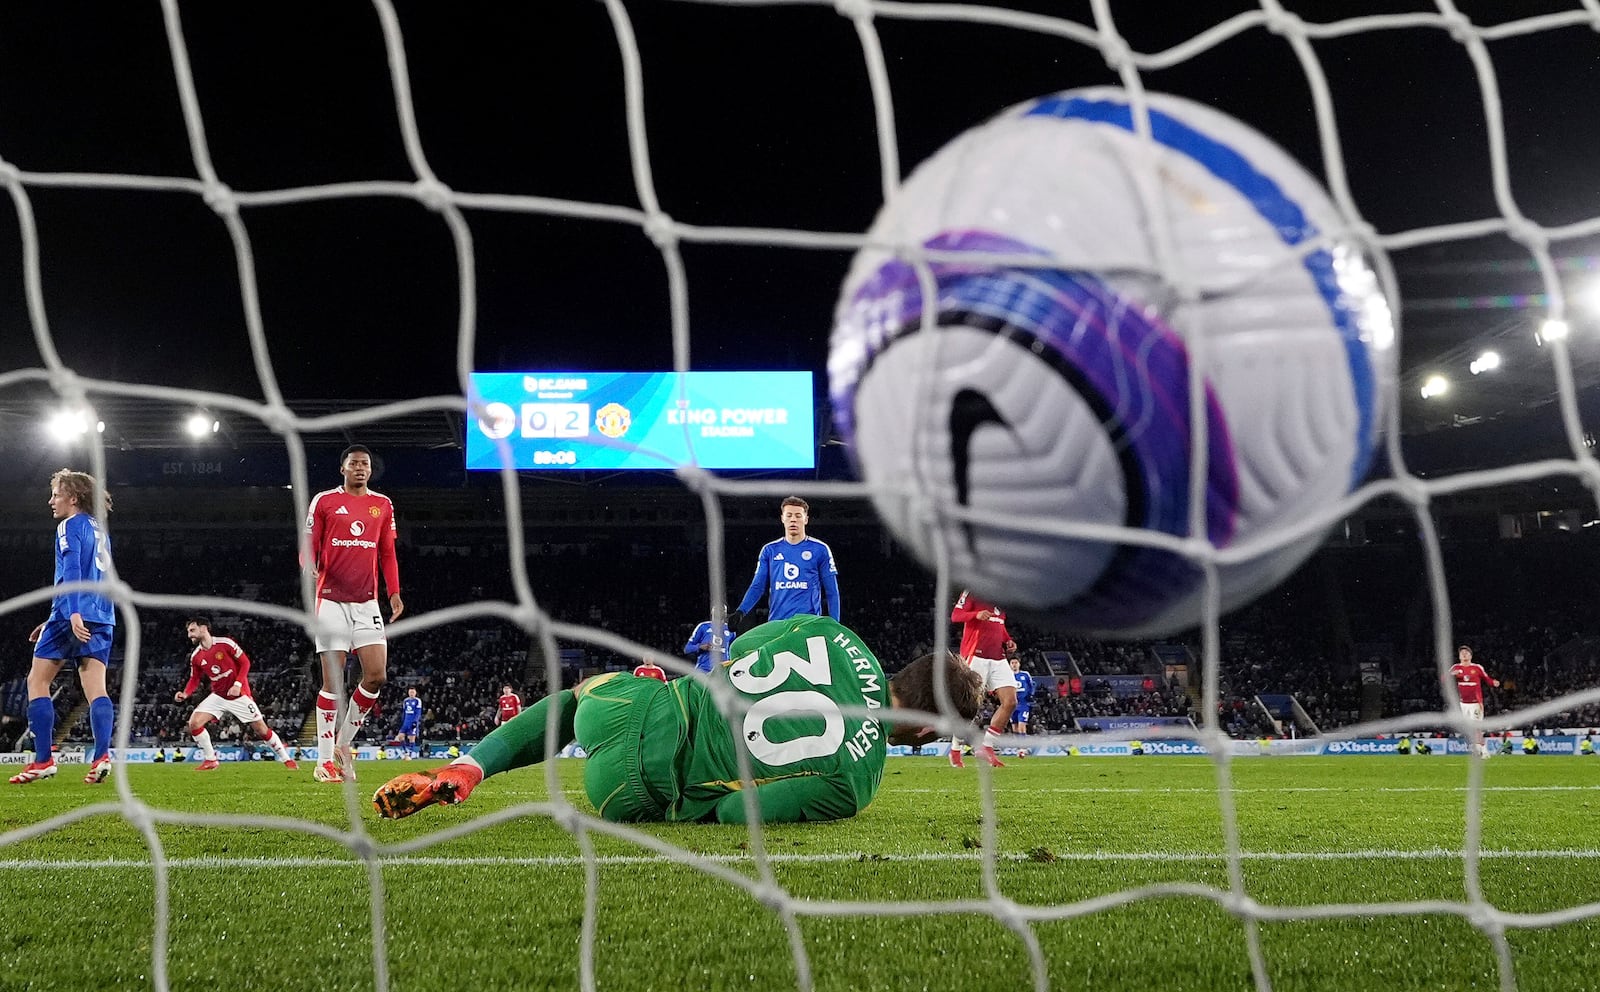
[3,0,1600,437]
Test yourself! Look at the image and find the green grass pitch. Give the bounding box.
[2,755,1598,991]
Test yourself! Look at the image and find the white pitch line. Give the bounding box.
[897,785,1600,795]
[3,848,1600,871]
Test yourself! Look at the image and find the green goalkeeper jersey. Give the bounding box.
[670,614,890,824]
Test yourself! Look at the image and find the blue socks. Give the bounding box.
[89,696,114,761]
[27,697,54,764]
[25,695,114,763]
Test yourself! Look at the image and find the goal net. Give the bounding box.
[3,2,1600,991]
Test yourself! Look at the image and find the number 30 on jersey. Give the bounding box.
[728,636,844,766]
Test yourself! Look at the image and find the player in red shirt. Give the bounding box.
[495,685,522,726]
[304,445,404,783]
[949,590,1019,768]
[1449,644,1499,758]
[632,660,668,682]
[175,618,296,770]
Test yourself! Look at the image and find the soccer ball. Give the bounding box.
[828,88,1395,638]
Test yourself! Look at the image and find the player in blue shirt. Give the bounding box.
[399,687,424,759]
[1008,654,1034,758]
[10,470,117,786]
[683,615,733,674]
[730,497,840,632]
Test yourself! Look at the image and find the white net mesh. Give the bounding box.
[5,2,1600,991]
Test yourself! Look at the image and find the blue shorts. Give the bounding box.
[35,619,113,664]
[399,719,420,737]
[1011,705,1031,725]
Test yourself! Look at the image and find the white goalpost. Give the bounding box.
[5,3,1600,992]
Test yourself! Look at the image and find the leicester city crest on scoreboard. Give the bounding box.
[596,402,631,439]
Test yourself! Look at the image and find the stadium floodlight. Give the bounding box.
[1420,374,1449,399]
[1538,318,1570,344]
[46,409,92,441]
[1468,350,1501,375]
[184,412,219,438]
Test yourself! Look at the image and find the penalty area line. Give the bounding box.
[3,848,1600,871]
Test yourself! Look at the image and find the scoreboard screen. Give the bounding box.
[465,371,816,471]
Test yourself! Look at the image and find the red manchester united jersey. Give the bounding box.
[632,663,667,683]
[306,486,400,604]
[951,591,1010,661]
[497,693,522,724]
[185,638,252,698]
[1450,662,1492,704]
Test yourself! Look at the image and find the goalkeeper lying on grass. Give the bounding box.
[374,615,982,824]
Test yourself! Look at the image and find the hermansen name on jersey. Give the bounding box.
[832,631,883,762]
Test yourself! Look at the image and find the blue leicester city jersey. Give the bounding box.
[50,513,115,626]
[738,537,841,623]
[685,620,734,673]
[1015,670,1034,705]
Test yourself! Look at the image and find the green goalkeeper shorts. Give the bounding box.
[574,672,687,822]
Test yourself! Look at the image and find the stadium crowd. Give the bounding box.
[5,501,1600,749]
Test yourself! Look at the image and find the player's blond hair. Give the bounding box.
[51,468,112,514]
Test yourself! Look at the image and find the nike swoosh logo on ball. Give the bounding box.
[948,388,1012,552]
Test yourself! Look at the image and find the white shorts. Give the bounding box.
[966,656,1018,694]
[314,598,387,654]
[194,692,265,725]
[1459,701,1484,722]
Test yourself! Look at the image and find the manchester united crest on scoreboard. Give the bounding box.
[595,402,631,440]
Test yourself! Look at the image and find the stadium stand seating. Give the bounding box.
[4,488,1600,746]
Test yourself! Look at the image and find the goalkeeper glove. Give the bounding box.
[728,609,748,634]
